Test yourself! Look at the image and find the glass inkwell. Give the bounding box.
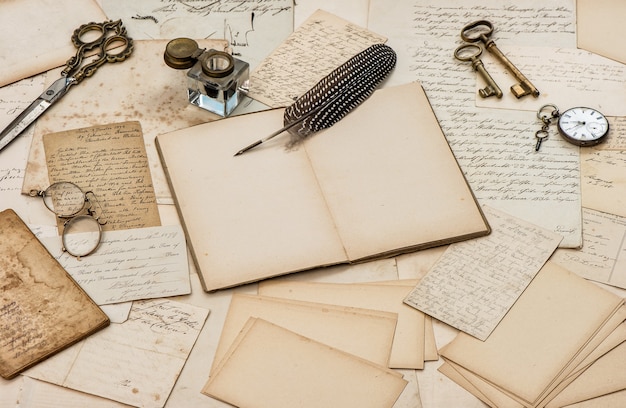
[164,38,249,117]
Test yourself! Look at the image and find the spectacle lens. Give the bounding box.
[62,214,103,258]
[42,182,86,217]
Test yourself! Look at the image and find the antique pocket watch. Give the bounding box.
[535,104,609,150]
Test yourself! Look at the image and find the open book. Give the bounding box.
[156,82,490,291]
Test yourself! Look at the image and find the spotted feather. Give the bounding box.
[283,43,397,145]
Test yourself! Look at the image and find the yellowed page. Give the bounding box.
[0,209,109,380]
[439,261,624,406]
[364,278,438,361]
[438,362,501,408]
[210,294,397,372]
[539,312,626,407]
[475,46,626,116]
[552,208,626,289]
[304,82,490,260]
[577,0,626,64]
[405,206,562,341]
[569,320,626,377]
[22,39,229,203]
[0,0,107,87]
[248,9,386,107]
[258,280,426,369]
[43,121,160,231]
[24,299,209,408]
[563,389,626,408]
[441,309,626,408]
[581,149,626,218]
[442,359,526,408]
[156,108,347,291]
[547,331,626,407]
[203,318,407,408]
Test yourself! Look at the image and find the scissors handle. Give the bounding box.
[62,20,133,83]
[460,20,494,44]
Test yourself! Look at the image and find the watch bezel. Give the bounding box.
[557,106,609,147]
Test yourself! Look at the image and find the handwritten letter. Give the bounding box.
[41,224,190,305]
[43,121,161,231]
[101,0,293,69]
[404,206,562,340]
[475,47,626,115]
[553,208,626,289]
[24,299,210,408]
[368,0,581,247]
[248,9,387,107]
[0,75,47,221]
[0,209,108,380]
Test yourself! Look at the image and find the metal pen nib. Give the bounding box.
[234,114,309,156]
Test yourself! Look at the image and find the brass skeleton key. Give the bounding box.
[461,20,539,98]
[454,44,502,98]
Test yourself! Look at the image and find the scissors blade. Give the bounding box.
[0,77,73,152]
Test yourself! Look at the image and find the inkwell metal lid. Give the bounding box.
[164,38,202,70]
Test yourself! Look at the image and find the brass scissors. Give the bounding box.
[0,20,133,152]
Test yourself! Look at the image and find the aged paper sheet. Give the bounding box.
[24,299,210,408]
[368,0,582,248]
[405,206,562,340]
[577,0,626,65]
[598,117,626,150]
[0,0,107,87]
[581,148,626,218]
[0,209,109,380]
[101,0,293,70]
[552,208,626,289]
[474,46,626,116]
[258,280,427,369]
[0,75,52,225]
[43,121,161,231]
[41,224,191,305]
[439,261,624,407]
[248,9,387,107]
[203,318,407,408]
[21,39,229,203]
[211,294,397,372]
[547,338,626,407]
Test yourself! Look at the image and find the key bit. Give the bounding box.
[454,43,503,99]
[461,20,540,99]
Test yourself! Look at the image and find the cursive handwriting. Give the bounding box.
[45,224,190,305]
[552,208,626,289]
[248,9,387,107]
[43,121,161,231]
[405,206,562,340]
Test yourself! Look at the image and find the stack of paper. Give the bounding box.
[201,279,440,407]
[203,318,407,408]
[438,261,626,407]
[256,279,436,369]
[405,206,563,341]
[209,294,399,371]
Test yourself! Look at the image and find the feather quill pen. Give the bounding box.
[234,43,397,156]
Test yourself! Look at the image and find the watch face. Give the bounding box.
[558,107,609,146]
